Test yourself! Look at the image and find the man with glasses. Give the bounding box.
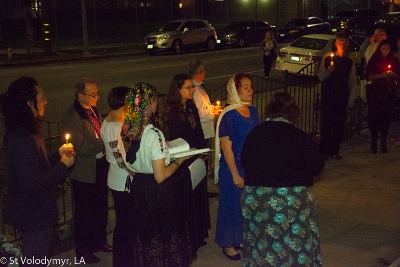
[61,78,111,264]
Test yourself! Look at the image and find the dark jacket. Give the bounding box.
[241,121,324,187]
[4,128,68,230]
[61,99,104,183]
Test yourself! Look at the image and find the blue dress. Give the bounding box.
[215,106,260,247]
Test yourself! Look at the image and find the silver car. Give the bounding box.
[145,19,217,55]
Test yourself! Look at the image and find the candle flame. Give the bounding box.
[388,65,391,68]
[65,134,70,145]
[216,101,220,106]
[331,53,334,57]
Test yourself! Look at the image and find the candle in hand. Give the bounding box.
[388,65,391,74]
[330,53,334,65]
[64,133,74,156]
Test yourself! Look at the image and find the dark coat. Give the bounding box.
[4,128,68,230]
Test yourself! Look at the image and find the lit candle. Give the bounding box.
[330,53,334,65]
[388,65,391,74]
[216,100,220,107]
[65,134,70,145]
[64,133,74,156]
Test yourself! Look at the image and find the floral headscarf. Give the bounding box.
[121,82,157,152]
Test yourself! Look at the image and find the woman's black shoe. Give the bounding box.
[222,248,241,261]
[381,143,387,153]
[371,144,377,154]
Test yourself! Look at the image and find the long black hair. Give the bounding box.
[0,77,40,141]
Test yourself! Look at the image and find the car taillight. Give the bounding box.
[305,55,321,62]
[279,51,287,57]
[213,31,217,39]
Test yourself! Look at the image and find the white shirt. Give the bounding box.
[130,124,170,174]
[192,79,215,139]
[100,119,131,191]
[365,42,378,63]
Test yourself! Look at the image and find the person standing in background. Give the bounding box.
[365,28,387,63]
[365,39,400,153]
[61,78,112,264]
[1,77,75,264]
[260,31,277,79]
[317,31,357,160]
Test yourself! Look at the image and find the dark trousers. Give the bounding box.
[263,55,274,77]
[320,98,348,156]
[20,227,54,267]
[71,157,109,257]
[367,85,393,144]
[111,189,134,267]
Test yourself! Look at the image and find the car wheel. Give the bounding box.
[238,37,246,47]
[172,40,183,55]
[205,37,216,51]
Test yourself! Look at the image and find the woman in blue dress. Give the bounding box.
[214,73,260,261]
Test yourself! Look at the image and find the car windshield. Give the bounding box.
[158,21,182,32]
[333,11,357,19]
[285,19,308,27]
[290,37,330,50]
[225,21,249,29]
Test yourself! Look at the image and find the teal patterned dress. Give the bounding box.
[241,186,321,267]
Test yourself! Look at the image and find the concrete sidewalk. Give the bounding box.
[48,128,400,267]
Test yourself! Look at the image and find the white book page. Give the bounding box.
[167,138,190,155]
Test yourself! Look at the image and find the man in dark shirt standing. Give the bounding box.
[317,31,357,160]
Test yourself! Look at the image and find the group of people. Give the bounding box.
[318,29,400,160]
[0,59,218,266]
[1,61,327,266]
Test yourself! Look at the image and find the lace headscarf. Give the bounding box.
[214,74,252,183]
[121,82,157,153]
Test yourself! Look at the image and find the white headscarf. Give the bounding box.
[214,74,252,183]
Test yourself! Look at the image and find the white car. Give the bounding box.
[275,34,360,75]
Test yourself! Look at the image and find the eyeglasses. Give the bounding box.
[81,92,100,98]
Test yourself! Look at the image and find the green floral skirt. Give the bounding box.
[241,186,322,267]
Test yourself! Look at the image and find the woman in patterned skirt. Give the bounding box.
[241,92,325,266]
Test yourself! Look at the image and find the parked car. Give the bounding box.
[376,12,400,38]
[329,8,379,35]
[217,20,277,47]
[275,34,360,74]
[277,17,331,42]
[145,19,217,55]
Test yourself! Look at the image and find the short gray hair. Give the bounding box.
[188,59,204,76]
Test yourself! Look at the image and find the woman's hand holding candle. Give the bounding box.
[62,133,75,157]
[330,53,334,66]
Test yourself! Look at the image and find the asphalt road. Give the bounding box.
[0,45,286,122]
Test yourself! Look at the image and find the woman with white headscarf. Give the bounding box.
[214,73,260,261]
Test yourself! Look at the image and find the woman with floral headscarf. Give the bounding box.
[214,73,260,261]
[162,73,209,256]
[121,82,193,267]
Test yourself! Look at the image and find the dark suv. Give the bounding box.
[330,8,379,35]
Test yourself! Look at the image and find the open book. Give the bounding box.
[168,138,211,159]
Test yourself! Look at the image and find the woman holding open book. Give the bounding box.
[162,73,210,256]
[121,82,193,267]
[214,73,260,261]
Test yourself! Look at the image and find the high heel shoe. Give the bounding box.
[371,143,377,154]
[381,143,387,153]
[222,248,241,261]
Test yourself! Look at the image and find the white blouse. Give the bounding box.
[129,124,170,174]
[100,119,131,191]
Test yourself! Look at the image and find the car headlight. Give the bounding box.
[158,35,169,41]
